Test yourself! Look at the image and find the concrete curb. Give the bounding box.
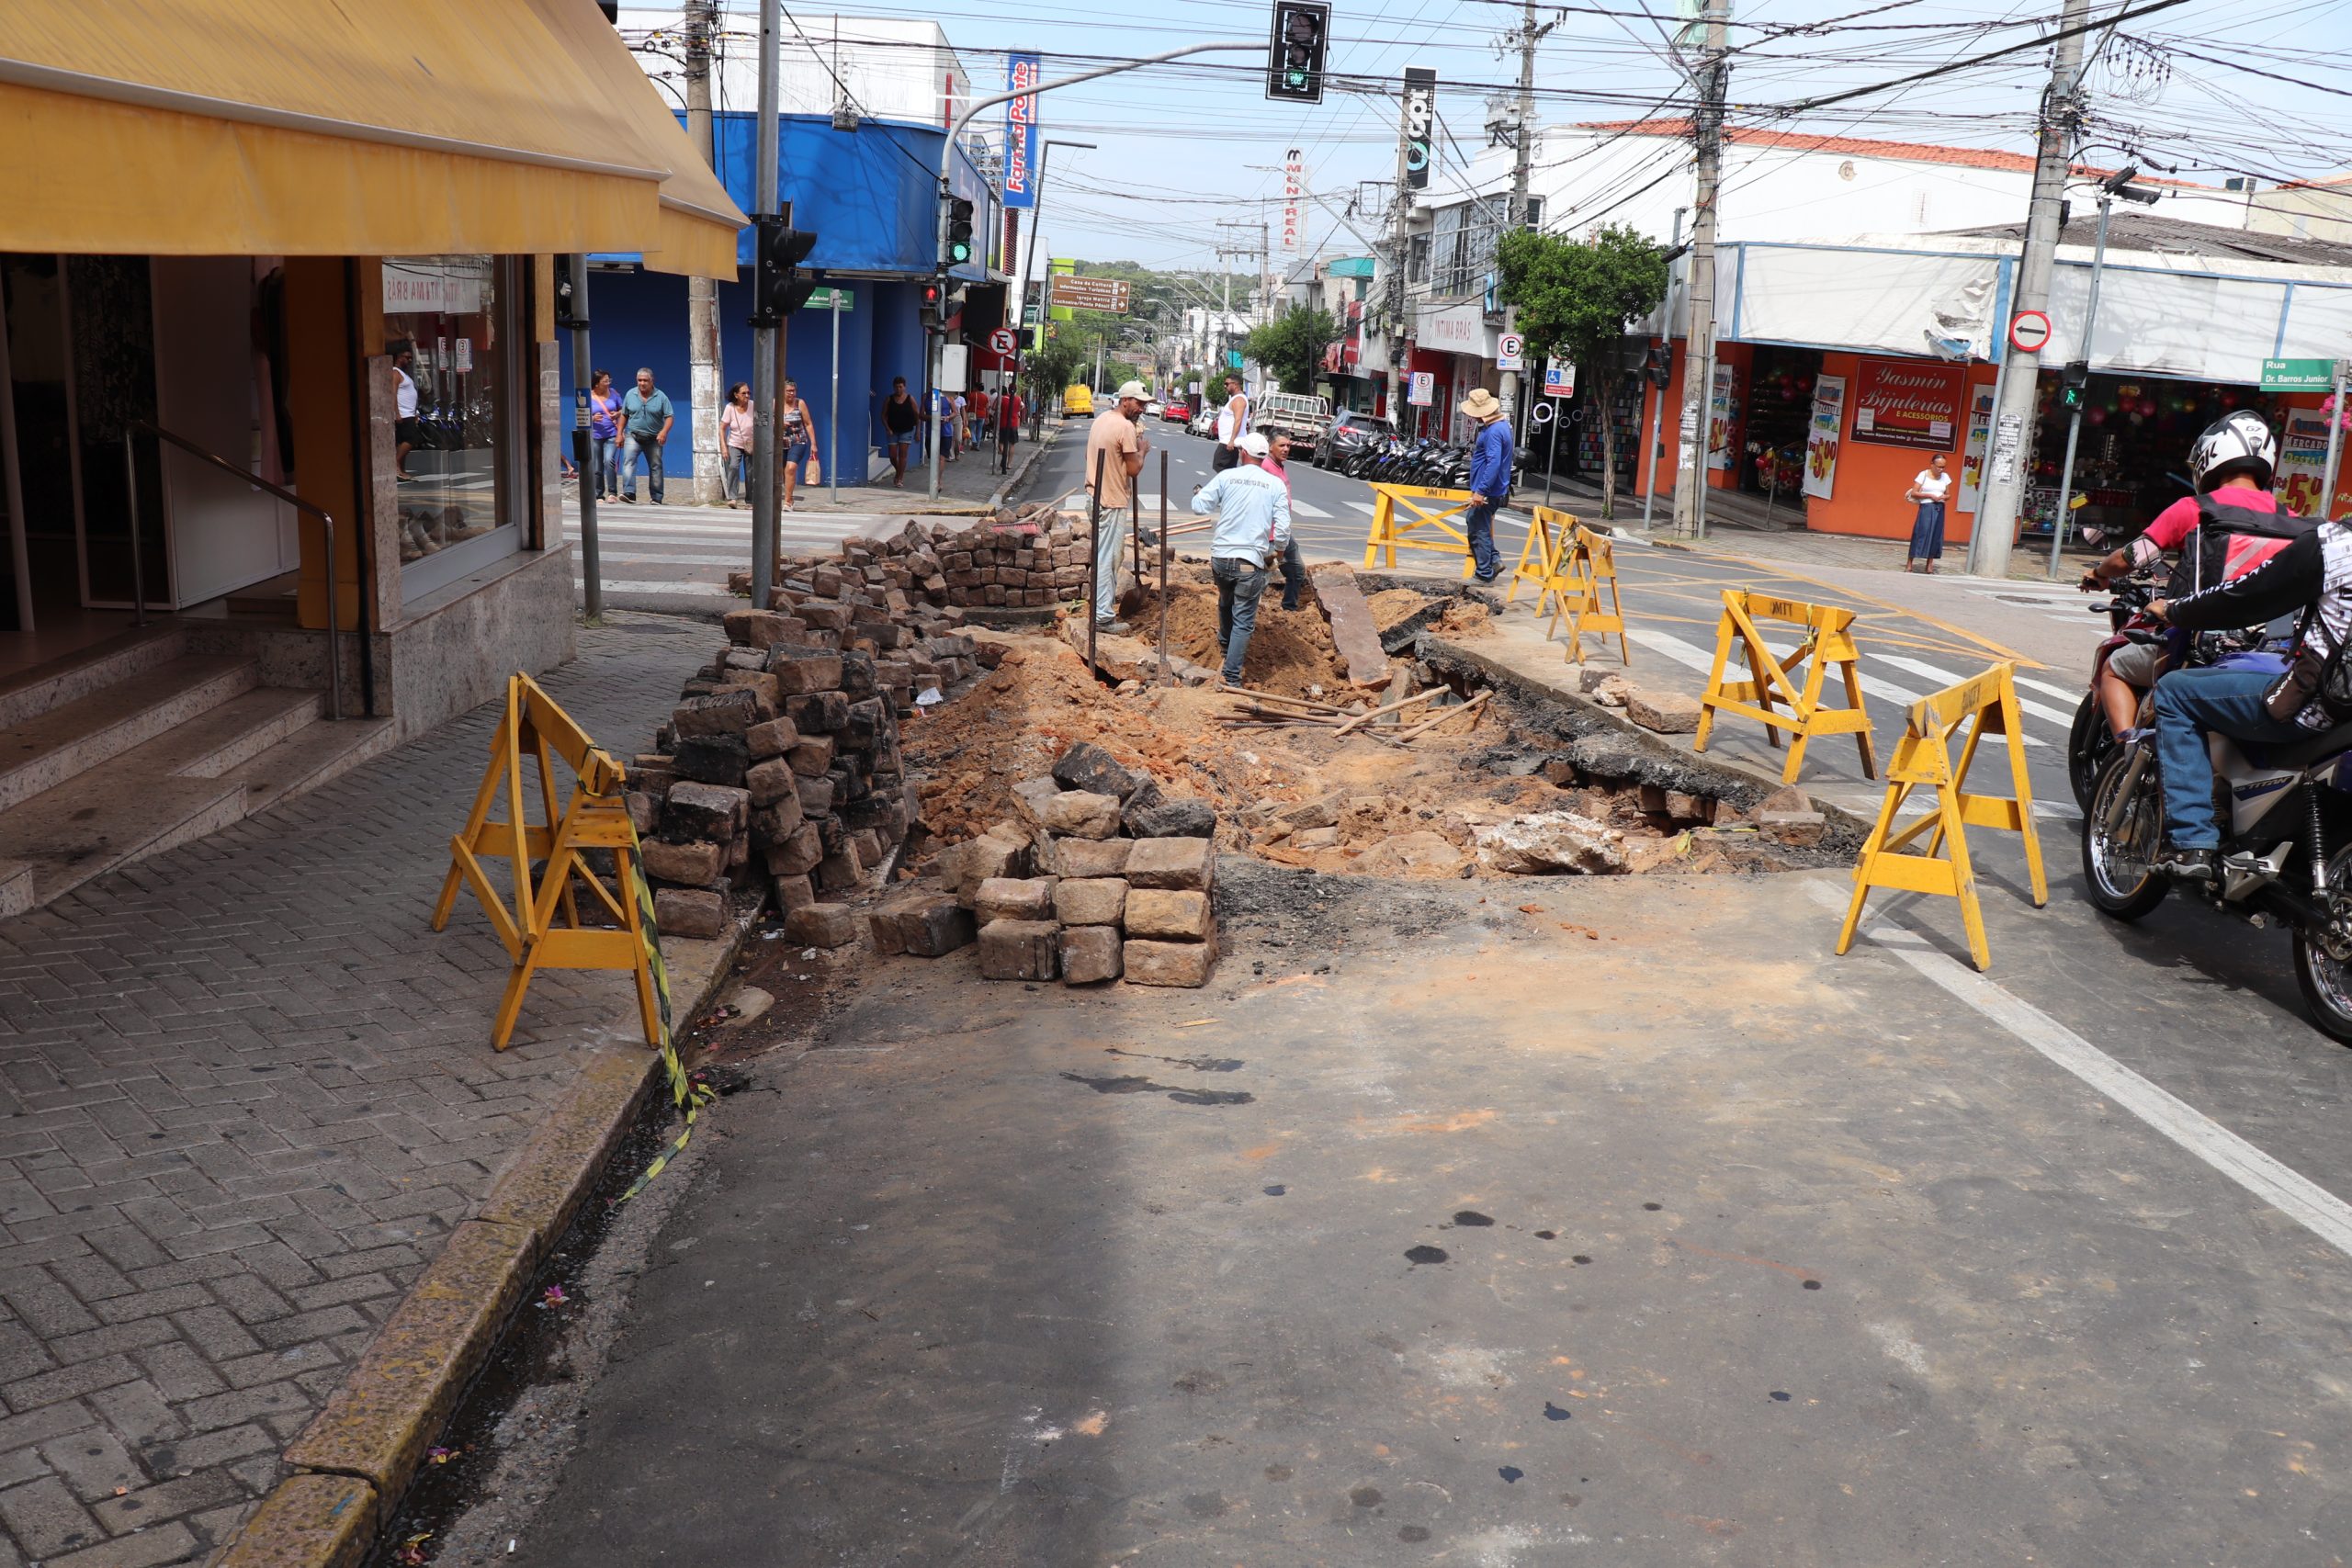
[985,423,1061,512]
[1419,632,1877,850]
[216,905,760,1567]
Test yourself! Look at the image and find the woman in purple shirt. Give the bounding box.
[588,370,623,501]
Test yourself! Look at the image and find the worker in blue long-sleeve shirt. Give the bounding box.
[1190,432,1293,686]
[1460,388,1516,582]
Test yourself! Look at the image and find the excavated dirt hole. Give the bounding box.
[905,584,1836,881]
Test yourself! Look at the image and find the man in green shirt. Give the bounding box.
[619,367,674,504]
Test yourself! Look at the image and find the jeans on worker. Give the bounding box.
[591,436,620,499]
[1465,501,1500,581]
[2152,665,2303,849]
[1092,505,1131,624]
[620,433,663,503]
[1213,556,1270,683]
[1278,535,1307,611]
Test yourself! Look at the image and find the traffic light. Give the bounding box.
[941,281,969,328]
[921,279,945,332]
[551,256,589,330]
[1265,1,1330,104]
[751,218,818,325]
[2061,358,2090,412]
[944,197,976,266]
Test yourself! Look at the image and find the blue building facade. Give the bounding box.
[563,110,994,485]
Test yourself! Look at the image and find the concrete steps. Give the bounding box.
[0,632,393,918]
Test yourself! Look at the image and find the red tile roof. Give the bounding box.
[1574,118,2213,187]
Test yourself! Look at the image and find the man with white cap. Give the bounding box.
[1459,387,1516,583]
[1084,380,1152,633]
[1189,431,1292,686]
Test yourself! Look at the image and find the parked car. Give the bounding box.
[1188,408,1217,438]
[1315,410,1394,469]
[1064,384,1094,418]
[1145,400,1164,417]
[1161,398,1193,423]
[1254,390,1333,457]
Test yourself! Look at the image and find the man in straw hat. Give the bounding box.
[1084,380,1152,633]
[1459,387,1516,583]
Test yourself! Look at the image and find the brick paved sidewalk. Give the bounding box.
[0,614,709,1568]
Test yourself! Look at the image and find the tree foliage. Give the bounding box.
[1244,306,1340,395]
[1495,224,1670,517]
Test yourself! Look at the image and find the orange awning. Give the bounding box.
[0,0,745,276]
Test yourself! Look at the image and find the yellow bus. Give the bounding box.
[1064,384,1094,418]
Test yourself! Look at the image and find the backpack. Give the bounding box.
[2165,491,2313,601]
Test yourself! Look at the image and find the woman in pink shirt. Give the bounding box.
[719,382,756,508]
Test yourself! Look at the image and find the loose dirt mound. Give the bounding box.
[1125,568,1355,698]
[1431,598,1495,638]
[1368,587,1436,634]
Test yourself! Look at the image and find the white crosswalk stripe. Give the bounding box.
[575,578,736,597]
[1871,653,2081,730]
[1629,628,2050,749]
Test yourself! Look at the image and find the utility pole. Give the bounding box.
[748,0,781,608]
[683,0,724,506]
[1497,0,1554,416]
[1968,0,2091,579]
[1670,0,1730,537]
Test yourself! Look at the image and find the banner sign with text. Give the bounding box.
[1401,68,1436,191]
[1802,374,1845,501]
[1002,53,1042,210]
[1851,356,1965,452]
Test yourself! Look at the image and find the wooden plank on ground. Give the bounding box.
[1311,563,1392,689]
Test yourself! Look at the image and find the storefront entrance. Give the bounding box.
[2018,371,2278,546]
[1738,345,1826,509]
[0,253,299,667]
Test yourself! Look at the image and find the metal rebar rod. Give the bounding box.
[1086,445,1105,677]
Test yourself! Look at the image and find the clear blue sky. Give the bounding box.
[759,1,2352,269]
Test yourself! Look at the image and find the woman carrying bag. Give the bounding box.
[1905,452,1953,573]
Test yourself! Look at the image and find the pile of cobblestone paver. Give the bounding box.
[628,581,995,939]
[869,741,1220,987]
[728,502,1090,613]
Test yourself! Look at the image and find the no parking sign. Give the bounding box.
[1498,332,1526,372]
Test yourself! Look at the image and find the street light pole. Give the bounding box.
[927,39,1264,502]
[2049,192,2112,579]
[747,0,781,608]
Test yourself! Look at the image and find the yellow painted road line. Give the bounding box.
[1690,548,2045,670]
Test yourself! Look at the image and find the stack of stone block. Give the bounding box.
[627,607,952,940]
[928,743,1221,987]
[731,503,1089,615]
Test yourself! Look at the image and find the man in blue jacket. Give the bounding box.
[1460,388,1515,582]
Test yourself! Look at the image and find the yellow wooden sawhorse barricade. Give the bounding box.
[1540,517,1631,666]
[1693,590,1876,784]
[1361,483,1482,577]
[1506,506,1573,609]
[431,672,668,1050]
[1836,661,2047,972]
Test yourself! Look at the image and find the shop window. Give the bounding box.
[385,255,529,598]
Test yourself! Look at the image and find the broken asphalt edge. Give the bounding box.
[1417,632,1875,852]
[983,422,1061,513]
[213,900,763,1568]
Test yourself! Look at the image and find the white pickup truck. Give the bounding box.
[1253,391,1333,457]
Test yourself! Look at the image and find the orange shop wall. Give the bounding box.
[1633,338,1751,496]
[1803,352,1996,542]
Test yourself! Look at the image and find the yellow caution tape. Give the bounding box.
[617,824,715,1204]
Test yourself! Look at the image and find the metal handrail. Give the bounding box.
[125,420,341,720]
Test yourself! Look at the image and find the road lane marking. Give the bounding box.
[1691,548,2046,669]
[2013,671,2088,706]
[1871,654,2080,730]
[582,552,743,567]
[575,578,736,597]
[1807,881,2352,1263]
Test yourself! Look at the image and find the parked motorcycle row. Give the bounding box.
[1336,434,1473,489]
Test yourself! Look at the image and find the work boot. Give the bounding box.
[2159,844,2219,882]
[1094,619,1130,637]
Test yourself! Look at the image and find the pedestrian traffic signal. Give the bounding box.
[944,197,976,266]
[1265,1,1330,104]
[552,256,587,330]
[752,218,819,325]
[921,280,945,332]
[2061,357,2090,412]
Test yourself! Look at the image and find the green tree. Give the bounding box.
[1244,306,1340,395]
[1496,224,1669,518]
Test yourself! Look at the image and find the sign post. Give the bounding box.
[1497,332,1526,372]
[829,288,844,503]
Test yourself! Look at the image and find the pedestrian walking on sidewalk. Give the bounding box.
[619,367,673,504]
[1905,453,1953,573]
[1213,372,1250,472]
[1191,432,1292,685]
[1261,430,1311,612]
[997,389,1023,463]
[588,369,623,500]
[883,378,919,486]
[1460,388,1515,583]
[779,380,820,512]
[391,343,421,483]
[719,382,756,507]
[1085,380,1150,633]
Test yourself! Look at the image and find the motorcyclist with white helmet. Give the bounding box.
[2143,412,2345,880]
[2078,409,2309,738]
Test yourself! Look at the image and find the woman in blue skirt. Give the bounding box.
[1905,452,1953,572]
